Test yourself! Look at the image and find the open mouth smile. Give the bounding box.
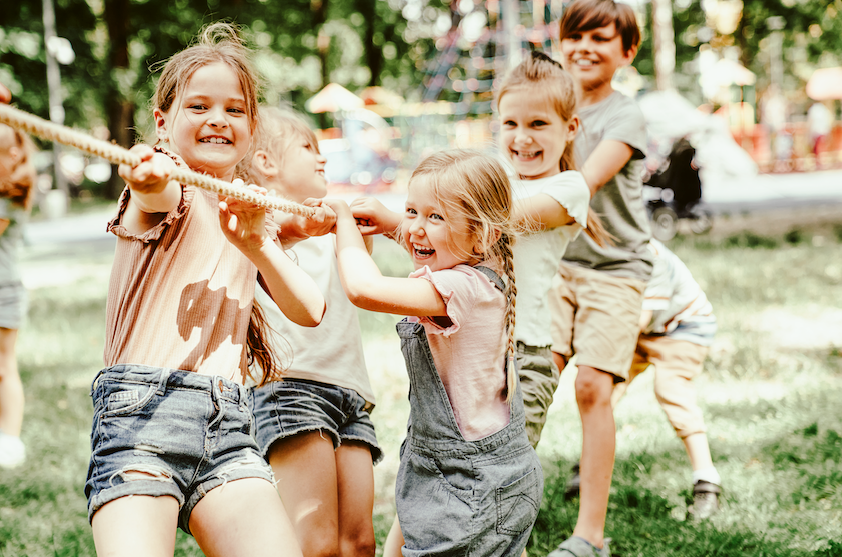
[412,243,435,259]
[513,149,542,161]
[199,136,232,144]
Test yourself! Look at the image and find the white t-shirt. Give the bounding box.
[408,264,510,441]
[642,239,717,346]
[252,234,375,403]
[511,171,590,347]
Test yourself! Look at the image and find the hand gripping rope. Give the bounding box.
[0,103,316,217]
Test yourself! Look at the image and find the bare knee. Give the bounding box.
[340,529,376,557]
[303,537,340,557]
[575,367,613,411]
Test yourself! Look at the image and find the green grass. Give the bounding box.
[2,215,842,556]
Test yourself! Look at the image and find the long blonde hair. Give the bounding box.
[407,150,520,403]
[497,51,612,247]
[152,23,280,385]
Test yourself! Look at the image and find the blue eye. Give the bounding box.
[406,208,417,215]
[430,213,444,221]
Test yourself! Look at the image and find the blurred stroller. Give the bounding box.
[643,138,713,241]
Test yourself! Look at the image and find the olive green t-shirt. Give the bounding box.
[563,91,653,281]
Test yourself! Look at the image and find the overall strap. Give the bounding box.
[473,265,505,292]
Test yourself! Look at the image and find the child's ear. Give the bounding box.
[473,228,502,256]
[622,44,638,66]
[153,108,168,143]
[252,150,279,178]
[566,116,581,141]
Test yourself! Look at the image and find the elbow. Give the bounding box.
[298,299,326,328]
[343,280,379,312]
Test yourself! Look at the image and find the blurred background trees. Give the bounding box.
[0,0,840,198]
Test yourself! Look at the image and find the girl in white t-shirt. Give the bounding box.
[239,107,381,557]
[497,51,610,447]
[329,150,542,557]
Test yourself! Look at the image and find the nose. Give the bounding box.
[408,216,425,237]
[514,128,532,145]
[316,152,327,164]
[207,106,229,128]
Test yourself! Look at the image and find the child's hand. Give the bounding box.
[299,198,337,237]
[322,198,352,221]
[118,145,175,194]
[218,180,269,255]
[350,197,400,239]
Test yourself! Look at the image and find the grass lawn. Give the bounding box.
[1,208,841,556]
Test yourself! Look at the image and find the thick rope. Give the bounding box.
[0,103,316,217]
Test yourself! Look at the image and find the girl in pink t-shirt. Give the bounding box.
[326,150,543,557]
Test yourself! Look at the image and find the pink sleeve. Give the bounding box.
[409,266,478,337]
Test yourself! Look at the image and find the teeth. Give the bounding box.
[576,59,595,66]
[201,137,230,144]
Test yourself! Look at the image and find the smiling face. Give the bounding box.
[498,88,578,180]
[560,23,636,103]
[274,133,328,202]
[154,61,251,181]
[402,175,480,272]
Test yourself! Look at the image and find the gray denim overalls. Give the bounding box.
[395,267,544,557]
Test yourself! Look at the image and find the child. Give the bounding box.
[497,51,611,448]
[0,123,35,469]
[84,24,324,557]
[610,239,721,520]
[332,150,543,557]
[241,107,381,557]
[546,1,652,555]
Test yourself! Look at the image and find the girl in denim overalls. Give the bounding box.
[326,150,543,557]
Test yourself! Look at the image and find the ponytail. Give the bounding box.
[500,232,518,404]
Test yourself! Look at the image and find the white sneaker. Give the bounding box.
[0,433,26,469]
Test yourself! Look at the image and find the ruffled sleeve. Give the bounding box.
[409,265,479,337]
[106,146,193,243]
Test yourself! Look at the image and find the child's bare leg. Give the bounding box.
[383,515,404,557]
[551,352,568,376]
[190,477,301,557]
[268,431,340,557]
[336,441,376,557]
[92,495,179,557]
[572,365,615,549]
[0,328,23,436]
[683,432,714,471]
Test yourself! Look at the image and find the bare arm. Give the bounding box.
[326,199,448,317]
[581,140,634,197]
[117,145,183,234]
[350,197,402,241]
[219,192,326,327]
[513,193,576,232]
[273,198,337,249]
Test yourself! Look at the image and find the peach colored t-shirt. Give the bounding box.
[408,264,510,440]
[104,150,270,382]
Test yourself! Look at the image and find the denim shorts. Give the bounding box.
[0,283,27,329]
[249,378,382,465]
[85,365,275,534]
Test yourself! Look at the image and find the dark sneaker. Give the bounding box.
[689,480,721,521]
[547,536,611,557]
[564,462,581,499]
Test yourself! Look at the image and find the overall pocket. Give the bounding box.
[495,467,540,535]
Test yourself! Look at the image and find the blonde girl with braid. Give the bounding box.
[497,51,611,449]
[326,149,542,557]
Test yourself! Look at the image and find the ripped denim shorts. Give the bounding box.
[85,365,274,534]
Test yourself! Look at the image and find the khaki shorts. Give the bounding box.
[611,335,709,439]
[549,263,646,380]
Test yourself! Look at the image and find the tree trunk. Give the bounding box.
[103,0,135,199]
[651,0,675,91]
[354,0,380,87]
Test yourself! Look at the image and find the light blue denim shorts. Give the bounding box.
[0,282,27,329]
[85,365,274,534]
[249,378,382,465]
